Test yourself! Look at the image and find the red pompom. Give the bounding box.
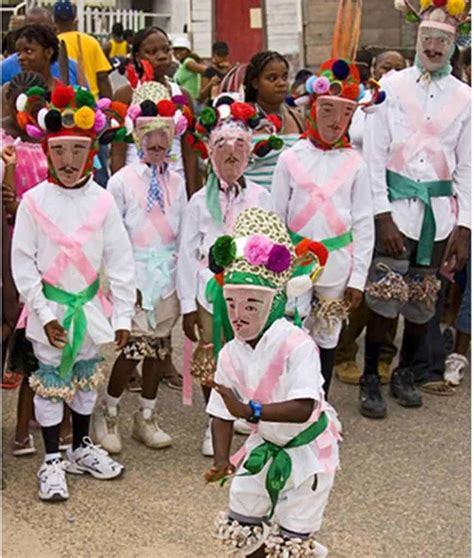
[266,113,282,132]
[182,105,194,126]
[308,241,329,266]
[342,83,360,101]
[230,102,257,122]
[215,272,225,286]
[51,85,75,108]
[185,132,196,147]
[125,63,139,89]
[195,122,207,136]
[157,99,177,117]
[109,101,128,120]
[433,0,447,6]
[196,140,208,159]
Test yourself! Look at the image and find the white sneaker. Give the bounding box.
[234,418,252,435]
[444,353,469,386]
[37,459,69,501]
[132,412,172,449]
[202,423,214,457]
[65,438,124,479]
[91,404,122,454]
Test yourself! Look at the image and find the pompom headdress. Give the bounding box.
[206,208,329,352]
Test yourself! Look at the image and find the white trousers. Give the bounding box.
[34,389,98,427]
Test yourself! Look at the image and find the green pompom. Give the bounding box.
[26,86,46,97]
[75,88,96,108]
[212,235,237,268]
[269,136,284,150]
[200,107,217,128]
[405,11,419,23]
[321,70,333,80]
[114,127,128,142]
[458,21,471,35]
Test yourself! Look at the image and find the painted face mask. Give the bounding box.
[416,22,455,73]
[208,125,252,188]
[224,284,275,342]
[314,96,357,145]
[136,116,175,166]
[47,136,93,188]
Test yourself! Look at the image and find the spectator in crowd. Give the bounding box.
[53,0,112,99]
[290,68,313,97]
[0,7,80,86]
[124,29,135,49]
[103,21,129,59]
[373,50,406,80]
[172,36,206,102]
[198,41,231,106]
[243,51,305,191]
[112,26,198,197]
[1,71,72,456]
[355,47,374,84]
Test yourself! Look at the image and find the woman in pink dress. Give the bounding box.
[2,71,72,456]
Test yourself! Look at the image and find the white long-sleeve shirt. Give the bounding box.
[107,161,186,305]
[12,179,136,347]
[207,318,339,486]
[364,65,471,240]
[177,179,271,314]
[272,139,374,292]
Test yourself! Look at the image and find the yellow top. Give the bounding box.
[109,38,128,58]
[58,31,112,98]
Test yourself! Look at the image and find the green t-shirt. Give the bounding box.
[174,57,201,100]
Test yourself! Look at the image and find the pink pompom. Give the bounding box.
[244,235,274,266]
[175,115,188,136]
[25,124,44,139]
[93,110,107,133]
[313,76,331,95]
[96,98,112,111]
[127,104,142,122]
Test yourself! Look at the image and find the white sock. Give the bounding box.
[105,393,122,416]
[139,396,156,420]
[45,452,61,463]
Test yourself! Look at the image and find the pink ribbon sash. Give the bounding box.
[283,149,361,240]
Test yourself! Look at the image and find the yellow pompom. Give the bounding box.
[74,106,95,130]
[447,0,465,16]
[420,0,432,9]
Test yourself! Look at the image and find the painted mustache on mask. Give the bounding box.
[59,165,80,173]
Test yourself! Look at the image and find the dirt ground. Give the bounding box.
[1,328,470,557]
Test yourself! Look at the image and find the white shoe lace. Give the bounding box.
[81,436,109,457]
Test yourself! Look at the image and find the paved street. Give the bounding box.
[2,328,470,558]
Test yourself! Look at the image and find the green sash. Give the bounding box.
[240,412,328,517]
[42,278,100,378]
[289,229,353,252]
[387,169,452,266]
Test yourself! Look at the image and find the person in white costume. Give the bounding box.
[359,0,471,418]
[204,207,340,558]
[177,97,275,456]
[92,85,190,453]
[11,84,136,502]
[272,57,383,396]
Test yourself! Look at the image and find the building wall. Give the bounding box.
[190,0,213,57]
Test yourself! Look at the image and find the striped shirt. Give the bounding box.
[244,134,301,191]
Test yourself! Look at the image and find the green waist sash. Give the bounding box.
[240,411,329,517]
[42,278,100,378]
[289,229,353,253]
[387,170,452,266]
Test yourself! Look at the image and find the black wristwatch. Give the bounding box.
[247,400,263,424]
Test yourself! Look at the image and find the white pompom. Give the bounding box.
[37,107,48,130]
[286,276,313,299]
[15,93,28,112]
[217,104,231,120]
[394,0,409,13]
[124,116,134,135]
[111,118,119,128]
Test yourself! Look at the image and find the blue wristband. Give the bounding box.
[248,400,263,424]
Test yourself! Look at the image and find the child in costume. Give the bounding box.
[92,84,190,452]
[359,0,471,417]
[204,207,340,558]
[11,84,136,502]
[272,58,382,394]
[177,97,275,456]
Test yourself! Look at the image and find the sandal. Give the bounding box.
[163,373,183,392]
[1,371,22,390]
[419,380,455,396]
[12,434,36,457]
[59,434,73,451]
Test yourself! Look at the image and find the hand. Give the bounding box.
[115,329,130,350]
[376,213,405,257]
[204,461,235,483]
[44,320,68,349]
[202,378,249,419]
[2,183,18,215]
[183,311,201,342]
[209,75,221,86]
[2,144,17,166]
[344,287,363,311]
[444,226,471,273]
[136,289,143,308]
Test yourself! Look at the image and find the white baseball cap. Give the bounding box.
[172,37,191,50]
